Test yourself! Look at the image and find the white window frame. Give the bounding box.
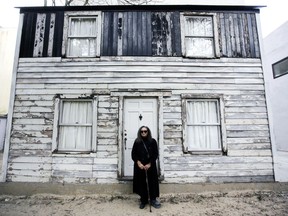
[52,96,98,153]
[180,12,220,58]
[62,11,101,58]
[182,94,226,154]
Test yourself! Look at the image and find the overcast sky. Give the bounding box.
[0,0,287,38]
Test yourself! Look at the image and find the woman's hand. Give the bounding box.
[137,161,145,169]
[144,163,151,170]
[137,161,151,170]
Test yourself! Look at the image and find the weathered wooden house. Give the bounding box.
[1,4,274,184]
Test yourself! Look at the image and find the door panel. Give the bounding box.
[123,98,158,177]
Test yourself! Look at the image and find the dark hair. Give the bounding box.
[136,126,152,143]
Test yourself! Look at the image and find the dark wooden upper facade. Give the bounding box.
[19,5,261,59]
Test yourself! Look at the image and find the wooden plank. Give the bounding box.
[141,11,148,55]
[137,11,142,56]
[233,13,241,57]
[164,169,273,178]
[164,162,273,171]
[112,12,118,56]
[227,137,270,144]
[122,12,128,56]
[228,149,272,157]
[164,156,272,164]
[101,12,110,56]
[238,13,247,57]
[132,11,138,56]
[219,13,227,57]
[127,12,133,55]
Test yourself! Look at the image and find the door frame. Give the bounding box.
[122,97,158,177]
[115,91,171,180]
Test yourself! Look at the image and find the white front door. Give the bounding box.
[123,98,158,177]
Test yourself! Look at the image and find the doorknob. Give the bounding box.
[124,130,127,150]
[139,114,143,121]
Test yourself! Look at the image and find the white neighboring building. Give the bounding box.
[0,28,17,151]
[263,21,288,182]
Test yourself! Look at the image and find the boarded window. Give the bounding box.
[52,98,98,153]
[272,56,288,78]
[181,14,219,58]
[182,97,226,154]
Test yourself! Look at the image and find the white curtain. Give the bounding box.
[187,100,220,150]
[59,101,92,151]
[185,38,214,57]
[68,18,97,57]
[184,16,214,57]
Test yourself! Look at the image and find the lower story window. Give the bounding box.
[52,97,97,153]
[183,98,225,153]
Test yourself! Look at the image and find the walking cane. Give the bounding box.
[145,169,152,212]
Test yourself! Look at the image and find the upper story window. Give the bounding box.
[272,56,288,78]
[62,11,101,58]
[181,13,219,58]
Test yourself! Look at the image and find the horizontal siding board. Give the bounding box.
[8,56,271,184]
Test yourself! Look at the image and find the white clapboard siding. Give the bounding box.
[5,57,274,184]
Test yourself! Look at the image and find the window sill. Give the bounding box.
[52,152,97,157]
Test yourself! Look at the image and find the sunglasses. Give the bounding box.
[141,130,148,134]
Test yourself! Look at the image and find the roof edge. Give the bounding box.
[18,5,264,13]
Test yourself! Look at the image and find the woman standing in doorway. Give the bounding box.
[131,126,161,209]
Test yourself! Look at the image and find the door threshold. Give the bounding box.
[119,176,133,182]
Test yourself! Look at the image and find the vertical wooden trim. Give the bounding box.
[117,12,123,56]
[53,11,64,57]
[137,11,142,56]
[251,14,260,58]
[247,13,255,57]
[166,12,172,56]
[51,97,60,152]
[228,13,236,57]
[33,13,46,57]
[132,11,138,55]
[117,96,124,178]
[238,13,247,57]
[158,96,164,177]
[173,11,182,56]
[47,13,56,57]
[219,13,226,57]
[122,12,128,56]
[213,13,220,58]
[96,11,102,57]
[233,13,241,57]
[180,13,186,56]
[146,11,152,56]
[112,12,118,56]
[43,13,51,57]
[1,14,24,182]
[181,98,188,153]
[92,96,98,152]
[141,12,147,55]
[219,96,227,153]
[224,13,232,57]
[61,12,69,57]
[127,12,133,55]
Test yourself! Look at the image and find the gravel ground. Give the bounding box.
[0,190,288,216]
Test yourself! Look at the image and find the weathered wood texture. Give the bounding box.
[6,57,273,183]
[19,11,259,58]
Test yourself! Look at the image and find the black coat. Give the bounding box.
[131,138,159,200]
